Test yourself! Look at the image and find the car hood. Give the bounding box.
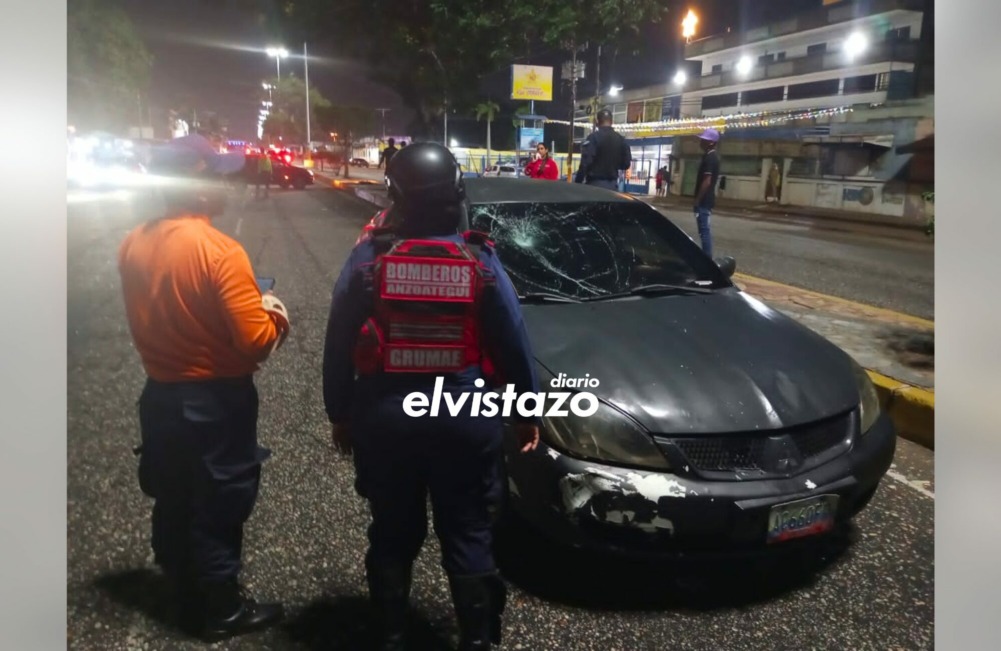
[522,289,860,435]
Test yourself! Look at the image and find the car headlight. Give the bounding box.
[850,359,881,434]
[542,399,670,470]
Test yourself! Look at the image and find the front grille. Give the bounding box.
[661,411,855,479]
[674,437,768,472]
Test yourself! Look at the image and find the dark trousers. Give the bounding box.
[137,376,270,583]
[351,389,504,577]
[254,171,270,199]
[586,179,618,191]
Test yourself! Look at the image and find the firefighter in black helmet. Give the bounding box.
[322,142,541,650]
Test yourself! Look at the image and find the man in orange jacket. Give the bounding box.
[118,134,290,642]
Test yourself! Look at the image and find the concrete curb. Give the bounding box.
[866,370,934,449]
[345,182,935,450]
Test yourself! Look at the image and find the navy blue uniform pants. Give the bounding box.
[586,179,618,191]
[137,376,270,583]
[351,389,504,578]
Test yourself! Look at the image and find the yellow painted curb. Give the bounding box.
[734,273,935,330]
[866,370,934,449]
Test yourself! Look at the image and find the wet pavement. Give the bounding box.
[67,185,933,650]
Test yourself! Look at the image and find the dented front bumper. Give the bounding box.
[503,412,896,557]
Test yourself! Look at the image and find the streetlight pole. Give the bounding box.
[266,47,289,82]
[304,42,311,146]
[376,108,390,139]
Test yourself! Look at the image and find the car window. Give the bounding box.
[469,201,729,299]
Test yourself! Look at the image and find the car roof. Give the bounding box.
[464,177,638,204]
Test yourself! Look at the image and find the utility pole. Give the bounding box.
[566,41,580,182]
[375,108,390,139]
[594,44,602,120]
[304,42,311,146]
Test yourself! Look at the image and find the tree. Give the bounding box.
[261,74,331,143]
[241,1,666,142]
[315,105,375,178]
[68,0,153,133]
[475,101,500,168]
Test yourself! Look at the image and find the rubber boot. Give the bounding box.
[367,563,413,651]
[197,577,284,643]
[448,573,507,650]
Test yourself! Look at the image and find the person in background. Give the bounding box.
[378,138,399,171]
[692,128,722,258]
[255,152,272,200]
[118,134,291,642]
[525,143,559,180]
[573,108,631,190]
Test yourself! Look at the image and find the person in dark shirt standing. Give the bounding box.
[574,109,631,190]
[693,128,721,258]
[378,138,399,171]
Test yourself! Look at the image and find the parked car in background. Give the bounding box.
[482,161,520,178]
[350,158,371,167]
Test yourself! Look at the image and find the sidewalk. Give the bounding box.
[339,177,935,448]
[644,193,930,237]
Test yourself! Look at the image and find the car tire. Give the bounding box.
[293,179,306,190]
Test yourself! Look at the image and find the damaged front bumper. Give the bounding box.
[502,412,896,558]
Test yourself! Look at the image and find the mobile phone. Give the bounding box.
[256,277,276,292]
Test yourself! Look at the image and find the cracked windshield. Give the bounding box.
[471,202,722,300]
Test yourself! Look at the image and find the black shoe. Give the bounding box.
[197,578,284,643]
[367,563,413,651]
[448,573,507,650]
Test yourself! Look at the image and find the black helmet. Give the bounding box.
[385,142,465,208]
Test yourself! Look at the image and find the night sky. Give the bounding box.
[120,0,826,142]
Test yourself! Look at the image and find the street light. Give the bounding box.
[682,9,699,43]
[845,31,868,60]
[266,46,289,80]
[673,70,687,86]
[450,138,459,148]
[609,84,623,97]
[736,56,753,77]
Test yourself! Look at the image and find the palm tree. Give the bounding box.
[474,100,499,171]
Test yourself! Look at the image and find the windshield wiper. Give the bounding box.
[519,292,581,304]
[585,283,714,301]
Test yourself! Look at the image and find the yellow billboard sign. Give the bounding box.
[511,65,553,101]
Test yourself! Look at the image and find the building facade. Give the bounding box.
[576,0,933,224]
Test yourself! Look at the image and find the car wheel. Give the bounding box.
[293,179,306,190]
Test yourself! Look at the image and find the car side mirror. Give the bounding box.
[715,256,736,278]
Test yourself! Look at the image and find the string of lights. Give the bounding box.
[544,106,855,136]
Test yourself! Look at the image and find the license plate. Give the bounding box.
[766,494,839,544]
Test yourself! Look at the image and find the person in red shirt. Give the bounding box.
[118,134,290,642]
[524,143,559,180]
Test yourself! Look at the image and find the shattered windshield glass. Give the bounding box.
[470,201,726,300]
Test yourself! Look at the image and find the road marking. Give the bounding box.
[235,217,243,236]
[886,468,934,500]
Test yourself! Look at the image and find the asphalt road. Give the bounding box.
[656,205,935,321]
[67,185,934,650]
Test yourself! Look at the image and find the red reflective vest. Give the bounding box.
[353,231,501,381]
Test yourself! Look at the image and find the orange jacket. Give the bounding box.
[118,214,283,382]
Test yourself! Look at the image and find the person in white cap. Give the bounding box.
[118,134,290,642]
[693,128,721,258]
